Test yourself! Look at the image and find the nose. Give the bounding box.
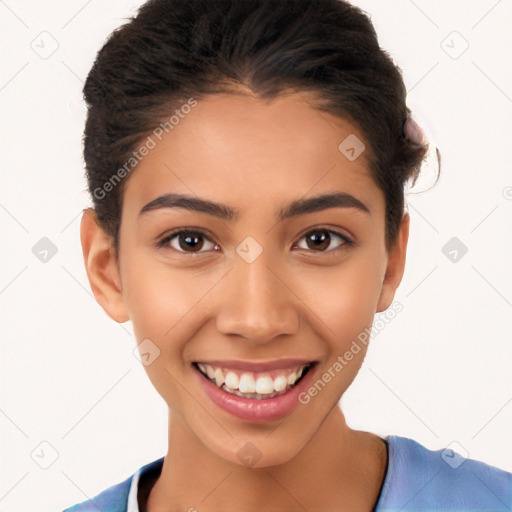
[215,253,300,345]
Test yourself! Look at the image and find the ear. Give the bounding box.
[80,208,130,323]
[376,212,409,313]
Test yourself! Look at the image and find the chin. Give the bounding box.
[208,432,311,469]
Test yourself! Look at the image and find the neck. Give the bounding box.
[147,406,387,512]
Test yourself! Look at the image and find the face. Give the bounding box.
[81,91,408,468]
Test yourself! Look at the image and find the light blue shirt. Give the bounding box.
[63,435,512,511]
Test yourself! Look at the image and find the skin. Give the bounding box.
[80,90,409,512]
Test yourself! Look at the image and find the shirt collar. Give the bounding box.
[126,467,141,511]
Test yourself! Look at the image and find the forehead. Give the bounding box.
[123,92,383,218]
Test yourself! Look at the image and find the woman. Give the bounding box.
[64,0,512,510]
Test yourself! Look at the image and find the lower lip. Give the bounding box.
[194,364,317,422]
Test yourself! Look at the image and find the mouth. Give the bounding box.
[192,359,318,422]
[193,361,313,399]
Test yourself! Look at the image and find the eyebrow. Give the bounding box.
[138,191,370,221]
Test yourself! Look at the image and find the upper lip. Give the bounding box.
[194,358,317,372]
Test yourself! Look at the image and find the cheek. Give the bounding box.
[121,250,204,343]
[296,253,384,346]
[292,255,384,404]
[121,255,212,409]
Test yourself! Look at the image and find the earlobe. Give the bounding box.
[80,208,130,323]
[376,212,410,313]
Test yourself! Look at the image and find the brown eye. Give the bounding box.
[177,232,204,252]
[157,230,219,254]
[295,228,352,252]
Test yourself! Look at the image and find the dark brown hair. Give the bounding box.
[83,0,436,252]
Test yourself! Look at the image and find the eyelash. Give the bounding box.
[155,227,354,256]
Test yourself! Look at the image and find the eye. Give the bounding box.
[156,229,220,254]
[293,228,353,253]
[156,227,353,256]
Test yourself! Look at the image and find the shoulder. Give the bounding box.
[376,435,512,512]
[62,457,164,512]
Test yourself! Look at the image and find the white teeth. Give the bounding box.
[287,372,297,385]
[213,367,224,388]
[273,375,288,392]
[197,363,311,397]
[239,373,256,393]
[206,364,215,380]
[224,371,239,390]
[255,375,274,395]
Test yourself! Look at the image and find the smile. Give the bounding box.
[192,358,319,421]
[194,362,312,399]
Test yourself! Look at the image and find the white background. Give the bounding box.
[1,1,511,510]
